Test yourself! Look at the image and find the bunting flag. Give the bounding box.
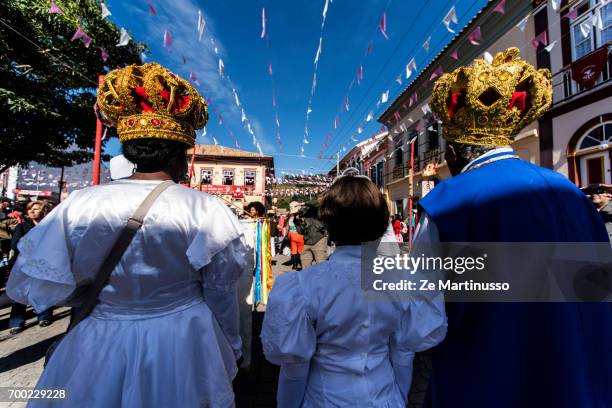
[100,47,109,62]
[544,40,557,53]
[396,74,402,85]
[450,49,459,60]
[334,116,339,129]
[563,8,578,20]
[516,15,529,32]
[49,0,63,13]
[233,88,241,107]
[381,90,389,104]
[163,30,173,49]
[357,127,363,134]
[493,0,506,15]
[406,58,417,79]
[218,58,225,77]
[483,51,493,63]
[345,96,350,111]
[592,11,603,31]
[423,36,431,52]
[189,71,200,86]
[409,92,418,107]
[357,65,363,83]
[551,0,561,11]
[367,42,373,55]
[443,6,458,33]
[429,66,443,81]
[212,136,218,145]
[241,109,247,122]
[421,104,432,115]
[468,26,482,45]
[261,7,266,39]
[275,113,280,127]
[100,2,111,19]
[197,10,205,41]
[71,27,92,48]
[579,20,591,38]
[268,63,273,76]
[149,3,156,16]
[394,111,401,121]
[366,112,373,122]
[350,135,357,142]
[140,52,147,63]
[379,12,389,39]
[314,38,323,64]
[531,31,548,49]
[218,114,223,125]
[182,56,187,64]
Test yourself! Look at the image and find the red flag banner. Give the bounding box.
[571,47,609,88]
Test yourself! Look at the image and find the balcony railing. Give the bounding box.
[556,46,612,104]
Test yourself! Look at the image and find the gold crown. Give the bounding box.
[96,63,208,146]
[430,47,552,146]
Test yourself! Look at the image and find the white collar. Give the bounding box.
[460,147,514,174]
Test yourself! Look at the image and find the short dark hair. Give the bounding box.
[449,142,495,163]
[122,138,188,173]
[1,197,10,204]
[319,176,389,245]
[246,201,266,217]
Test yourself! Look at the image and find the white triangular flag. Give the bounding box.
[516,15,529,32]
[357,127,363,134]
[442,6,458,33]
[396,75,402,85]
[303,137,309,144]
[117,28,131,47]
[544,40,557,53]
[381,90,389,104]
[483,51,493,63]
[214,47,218,55]
[366,112,373,122]
[407,117,414,123]
[421,104,431,115]
[241,109,247,123]
[550,0,560,11]
[423,36,431,52]
[257,143,263,157]
[580,20,591,38]
[350,135,357,142]
[307,107,312,114]
[213,137,219,145]
[197,10,206,41]
[233,89,240,107]
[218,58,225,77]
[592,11,603,31]
[406,58,417,79]
[100,2,111,19]
[314,38,322,65]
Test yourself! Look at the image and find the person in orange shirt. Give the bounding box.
[288,217,304,270]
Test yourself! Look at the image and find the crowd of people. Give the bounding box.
[2,52,611,407]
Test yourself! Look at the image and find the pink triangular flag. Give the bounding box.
[531,31,548,49]
[163,30,173,49]
[100,47,109,62]
[218,114,223,126]
[563,7,578,20]
[493,0,506,15]
[268,64,273,76]
[468,26,482,46]
[48,0,63,14]
[71,27,92,48]
[379,13,389,40]
[345,95,350,111]
[149,3,156,16]
[429,66,443,81]
[450,50,459,60]
[189,71,200,87]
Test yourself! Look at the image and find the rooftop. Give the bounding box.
[188,144,273,160]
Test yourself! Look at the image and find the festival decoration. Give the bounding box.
[71,27,92,48]
[443,6,458,33]
[117,28,131,46]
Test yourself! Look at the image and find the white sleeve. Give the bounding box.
[7,195,77,312]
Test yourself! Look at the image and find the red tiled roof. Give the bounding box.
[187,144,272,159]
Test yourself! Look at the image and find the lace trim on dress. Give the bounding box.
[19,237,74,285]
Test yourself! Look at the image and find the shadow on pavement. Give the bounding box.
[0,333,63,373]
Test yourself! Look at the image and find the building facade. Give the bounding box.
[539,0,611,186]
[187,145,275,211]
[378,0,542,216]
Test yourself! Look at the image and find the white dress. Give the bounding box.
[7,179,247,407]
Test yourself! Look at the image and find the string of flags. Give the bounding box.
[261,4,283,152]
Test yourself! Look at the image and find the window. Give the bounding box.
[394,144,403,167]
[244,170,256,186]
[570,0,611,61]
[370,165,377,184]
[222,170,234,186]
[427,123,440,150]
[200,169,212,185]
[577,122,612,151]
[376,161,384,187]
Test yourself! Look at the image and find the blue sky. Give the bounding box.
[104,0,488,175]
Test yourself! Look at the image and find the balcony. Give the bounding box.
[556,46,612,104]
[392,165,405,180]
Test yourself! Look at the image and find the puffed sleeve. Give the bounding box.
[7,194,77,312]
[187,197,247,359]
[261,272,316,365]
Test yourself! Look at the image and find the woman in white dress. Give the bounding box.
[7,63,245,407]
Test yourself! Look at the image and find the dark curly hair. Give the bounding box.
[122,139,188,173]
[245,201,266,217]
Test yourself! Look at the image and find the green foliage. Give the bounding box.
[0,0,146,172]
